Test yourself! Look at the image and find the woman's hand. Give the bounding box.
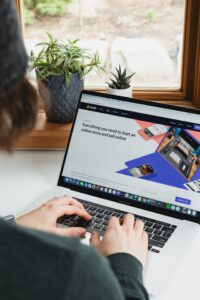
[16,196,92,238]
[90,214,148,267]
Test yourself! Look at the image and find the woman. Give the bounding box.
[0,1,149,299]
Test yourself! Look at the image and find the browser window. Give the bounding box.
[62,93,200,219]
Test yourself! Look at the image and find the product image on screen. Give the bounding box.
[118,125,200,192]
[157,128,200,180]
[138,124,168,140]
[184,179,200,192]
[128,164,155,178]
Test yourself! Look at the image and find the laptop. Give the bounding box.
[23,90,200,296]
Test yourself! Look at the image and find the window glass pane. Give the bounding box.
[23,0,185,89]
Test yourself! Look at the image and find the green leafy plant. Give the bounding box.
[30,33,104,86]
[106,65,135,89]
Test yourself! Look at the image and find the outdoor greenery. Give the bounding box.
[24,6,34,26]
[146,8,156,22]
[30,32,104,86]
[24,0,71,25]
[107,65,135,89]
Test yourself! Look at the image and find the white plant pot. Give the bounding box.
[106,86,132,98]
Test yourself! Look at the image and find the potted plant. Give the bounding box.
[106,65,135,98]
[31,33,104,123]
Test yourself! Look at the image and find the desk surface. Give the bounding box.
[0,151,200,300]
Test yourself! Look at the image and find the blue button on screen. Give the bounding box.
[175,197,191,205]
[194,125,200,131]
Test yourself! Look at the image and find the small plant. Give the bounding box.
[106,65,135,89]
[30,32,104,86]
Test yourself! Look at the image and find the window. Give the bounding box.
[17,0,200,106]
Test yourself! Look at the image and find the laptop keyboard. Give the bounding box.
[57,199,177,254]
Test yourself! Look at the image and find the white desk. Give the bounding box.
[0,151,200,300]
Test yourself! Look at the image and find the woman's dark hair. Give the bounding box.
[0,78,38,150]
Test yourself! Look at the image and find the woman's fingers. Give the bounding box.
[134,219,145,236]
[142,230,148,245]
[44,196,91,221]
[122,213,135,229]
[63,196,85,210]
[90,231,101,247]
[48,196,85,210]
[57,204,92,220]
[108,216,120,229]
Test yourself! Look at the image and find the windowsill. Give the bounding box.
[14,112,72,149]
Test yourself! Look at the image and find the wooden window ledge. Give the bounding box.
[14,112,72,149]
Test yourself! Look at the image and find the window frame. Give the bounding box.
[16,0,200,108]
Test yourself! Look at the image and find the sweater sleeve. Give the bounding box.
[108,253,149,300]
[64,245,126,300]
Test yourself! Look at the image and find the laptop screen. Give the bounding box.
[58,91,200,223]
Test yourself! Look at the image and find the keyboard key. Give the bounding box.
[163,232,172,238]
[57,215,66,224]
[151,248,160,253]
[96,213,104,218]
[104,215,111,221]
[83,204,90,209]
[153,229,163,236]
[153,224,162,230]
[171,225,177,229]
[145,221,153,227]
[149,239,165,248]
[89,206,97,212]
[88,211,97,216]
[73,218,90,227]
[162,226,172,231]
[104,210,112,216]
[152,235,168,243]
[112,212,121,217]
[145,227,154,234]
[148,246,152,251]
[66,220,74,226]
[94,217,102,224]
[148,233,153,239]
[97,208,106,213]
[63,219,71,226]
[94,224,102,230]
[102,219,108,226]
[166,228,176,233]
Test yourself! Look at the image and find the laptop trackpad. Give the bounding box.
[144,252,176,296]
